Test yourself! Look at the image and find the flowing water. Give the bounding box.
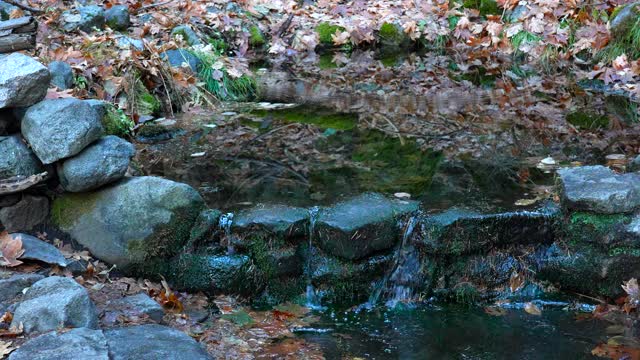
[305,206,324,310]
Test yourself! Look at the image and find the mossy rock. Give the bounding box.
[248,25,266,47]
[458,0,501,16]
[51,177,205,270]
[316,23,346,46]
[378,22,411,48]
[102,104,134,137]
[566,111,609,130]
[566,212,636,248]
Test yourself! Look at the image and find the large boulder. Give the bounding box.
[314,193,419,260]
[57,135,135,192]
[48,61,74,90]
[62,5,105,32]
[0,195,49,232]
[104,324,211,360]
[0,135,43,178]
[557,166,640,214]
[21,98,104,164]
[11,276,98,333]
[51,177,205,268]
[0,53,49,108]
[105,5,130,31]
[8,328,109,360]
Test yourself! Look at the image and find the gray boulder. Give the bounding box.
[0,273,44,306]
[171,25,203,46]
[105,5,130,30]
[104,324,211,360]
[315,193,419,260]
[0,195,49,232]
[51,177,205,268]
[0,53,50,108]
[11,276,98,333]
[169,253,258,295]
[57,136,135,192]
[557,166,640,214]
[48,61,74,90]
[105,293,164,322]
[11,233,68,267]
[233,204,308,236]
[161,49,202,72]
[62,5,105,32]
[8,328,109,360]
[0,135,43,178]
[21,98,104,164]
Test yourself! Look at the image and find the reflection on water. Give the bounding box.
[299,305,605,359]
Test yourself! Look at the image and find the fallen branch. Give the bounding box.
[2,0,42,14]
[0,172,48,195]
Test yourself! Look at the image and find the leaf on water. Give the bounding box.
[0,232,24,267]
[524,302,542,316]
[484,306,507,316]
[509,272,525,293]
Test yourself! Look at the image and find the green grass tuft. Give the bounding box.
[103,104,135,137]
[192,51,257,101]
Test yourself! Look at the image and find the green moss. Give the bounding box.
[103,104,134,137]
[462,0,500,16]
[248,25,266,47]
[51,193,100,229]
[566,111,609,130]
[567,212,630,247]
[316,23,346,45]
[511,31,542,52]
[139,91,161,115]
[598,4,640,62]
[378,22,409,47]
[251,108,357,130]
[193,51,257,101]
[318,53,339,69]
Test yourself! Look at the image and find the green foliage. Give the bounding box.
[248,25,266,47]
[460,0,500,16]
[511,31,542,52]
[192,51,257,101]
[318,53,339,69]
[378,22,409,47]
[598,10,640,62]
[316,23,346,45]
[207,38,228,56]
[566,111,609,129]
[103,105,135,137]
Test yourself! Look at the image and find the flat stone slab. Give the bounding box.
[558,166,640,214]
[418,203,560,255]
[233,204,309,236]
[8,328,109,360]
[105,293,164,323]
[315,193,419,260]
[104,324,211,360]
[11,233,68,267]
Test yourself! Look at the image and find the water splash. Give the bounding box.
[367,213,420,308]
[305,206,324,310]
[219,212,235,254]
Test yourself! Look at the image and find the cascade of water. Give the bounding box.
[367,213,420,308]
[218,212,234,254]
[305,206,323,309]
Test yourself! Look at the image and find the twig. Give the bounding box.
[2,0,42,13]
[276,14,294,38]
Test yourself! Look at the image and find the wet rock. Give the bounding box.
[0,195,49,232]
[171,25,203,46]
[51,176,205,268]
[610,2,640,39]
[10,233,68,267]
[161,49,202,72]
[168,253,260,295]
[265,246,303,277]
[315,193,419,260]
[57,136,135,192]
[0,273,44,307]
[104,324,211,360]
[558,166,640,214]
[0,194,19,207]
[417,204,559,255]
[48,61,74,90]
[106,293,164,322]
[8,328,109,360]
[22,98,104,164]
[0,135,43,178]
[0,53,49,108]
[115,36,144,51]
[233,204,309,237]
[187,209,222,248]
[105,5,130,31]
[508,4,528,22]
[11,276,98,333]
[566,211,640,248]
[62,5,105,32]
[378,22,411,48]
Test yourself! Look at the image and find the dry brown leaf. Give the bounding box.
[0,232,24,268]
[509,272,525,293]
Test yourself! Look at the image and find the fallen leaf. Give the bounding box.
[0,340,15,358]
[0,232,24,267]
[484,306,507,316]
[524,302,542,316]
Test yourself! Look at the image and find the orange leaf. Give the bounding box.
[0,232,24,267]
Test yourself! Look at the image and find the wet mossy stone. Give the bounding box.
[51,176,205,269]
[104,5,130,31]
[168,253,261,296]
[316,22,346,46]
[378,22,411,48]
[418,203,560,255]
[171,25,203,46]
[567,212,639,248]
[187,209,222,249]
[248,25,266,47]
[315,193,419,260]
[558,166,640,214]
[233,204,309,237]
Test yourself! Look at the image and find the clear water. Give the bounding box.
[299,305,606,359]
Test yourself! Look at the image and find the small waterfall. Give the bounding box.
[367,213,420,308]
[218,212,234,254]
[305,206,323,309]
